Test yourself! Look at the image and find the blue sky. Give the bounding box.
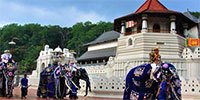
[0,0,199,27]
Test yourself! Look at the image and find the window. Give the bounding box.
[156,42,165,45]
[153,24,160,32]
[127,37,136,47]
[128,38,133,46]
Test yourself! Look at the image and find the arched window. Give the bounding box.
[153,24,160,32]
[128,38,133,46]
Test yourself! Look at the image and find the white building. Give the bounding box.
[29,45,75,86]
[78,0,200,99]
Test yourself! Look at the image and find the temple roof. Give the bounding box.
[114,0,197,32]
[114,0,179,23]
[135,0,174,13]
[85,31,120,46]
[183,11,199,23]
[77,47,116,61]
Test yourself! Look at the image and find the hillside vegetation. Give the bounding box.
[0,21,113,73]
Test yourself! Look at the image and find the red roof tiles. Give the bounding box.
[135,0,169,13]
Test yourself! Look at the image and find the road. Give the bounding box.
[0,87,121,100]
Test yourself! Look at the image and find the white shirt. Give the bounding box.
[150,63,160,81]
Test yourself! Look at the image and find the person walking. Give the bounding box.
[21,74,28,99]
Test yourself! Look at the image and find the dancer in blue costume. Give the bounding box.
[69,63,79,99]
[46,64,55,98]
[54,63,67,99]
[123,47,181,100]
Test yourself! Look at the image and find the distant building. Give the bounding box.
[78,31,120,65]
[29,45,75,86]
[78,0,200,99]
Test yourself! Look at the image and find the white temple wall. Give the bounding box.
[188,26,199,38]
[81,55,200,98]
[117,33,185,61]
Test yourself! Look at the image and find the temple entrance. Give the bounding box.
[153,24,160,32]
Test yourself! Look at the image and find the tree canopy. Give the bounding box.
[0,21,113,73]
[190,11,200,18]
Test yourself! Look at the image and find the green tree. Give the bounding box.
[190,11,200,18]
[0,21,113,73]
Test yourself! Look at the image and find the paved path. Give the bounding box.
[0,87,121,100]
[1,87,198,100]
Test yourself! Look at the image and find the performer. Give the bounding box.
[68,62,79,99]
[37,64,53,98]
[21,74,28,99]
[149,47,162,81]
[54,64,62,98]
[45,65,55,98]
[1,50,13,64]
[149,47,161,65]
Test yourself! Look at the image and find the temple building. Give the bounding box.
[29,45,76,86]
[78,31,120,65]
[78,0,200,99]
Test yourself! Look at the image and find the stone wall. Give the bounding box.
[80,56,200,99]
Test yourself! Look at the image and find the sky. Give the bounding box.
[0,0,199,27]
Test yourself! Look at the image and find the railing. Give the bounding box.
[124,29,171,35]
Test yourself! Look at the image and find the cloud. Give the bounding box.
[0,0,107,27]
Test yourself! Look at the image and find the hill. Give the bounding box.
[0,21,113,73]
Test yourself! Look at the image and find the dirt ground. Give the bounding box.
[0,87,121,100]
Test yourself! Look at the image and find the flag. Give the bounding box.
[126,21,137,28]
[187,38,200,47]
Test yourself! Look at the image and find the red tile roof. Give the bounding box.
[135,0,170,13]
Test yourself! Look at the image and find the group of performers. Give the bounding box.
[37,51,91,99]
[1,46,181,100]
[0,50,17,98]
[0,49,90,99]
[37,62,79,99]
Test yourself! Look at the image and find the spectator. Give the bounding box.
[21,74,28,99]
